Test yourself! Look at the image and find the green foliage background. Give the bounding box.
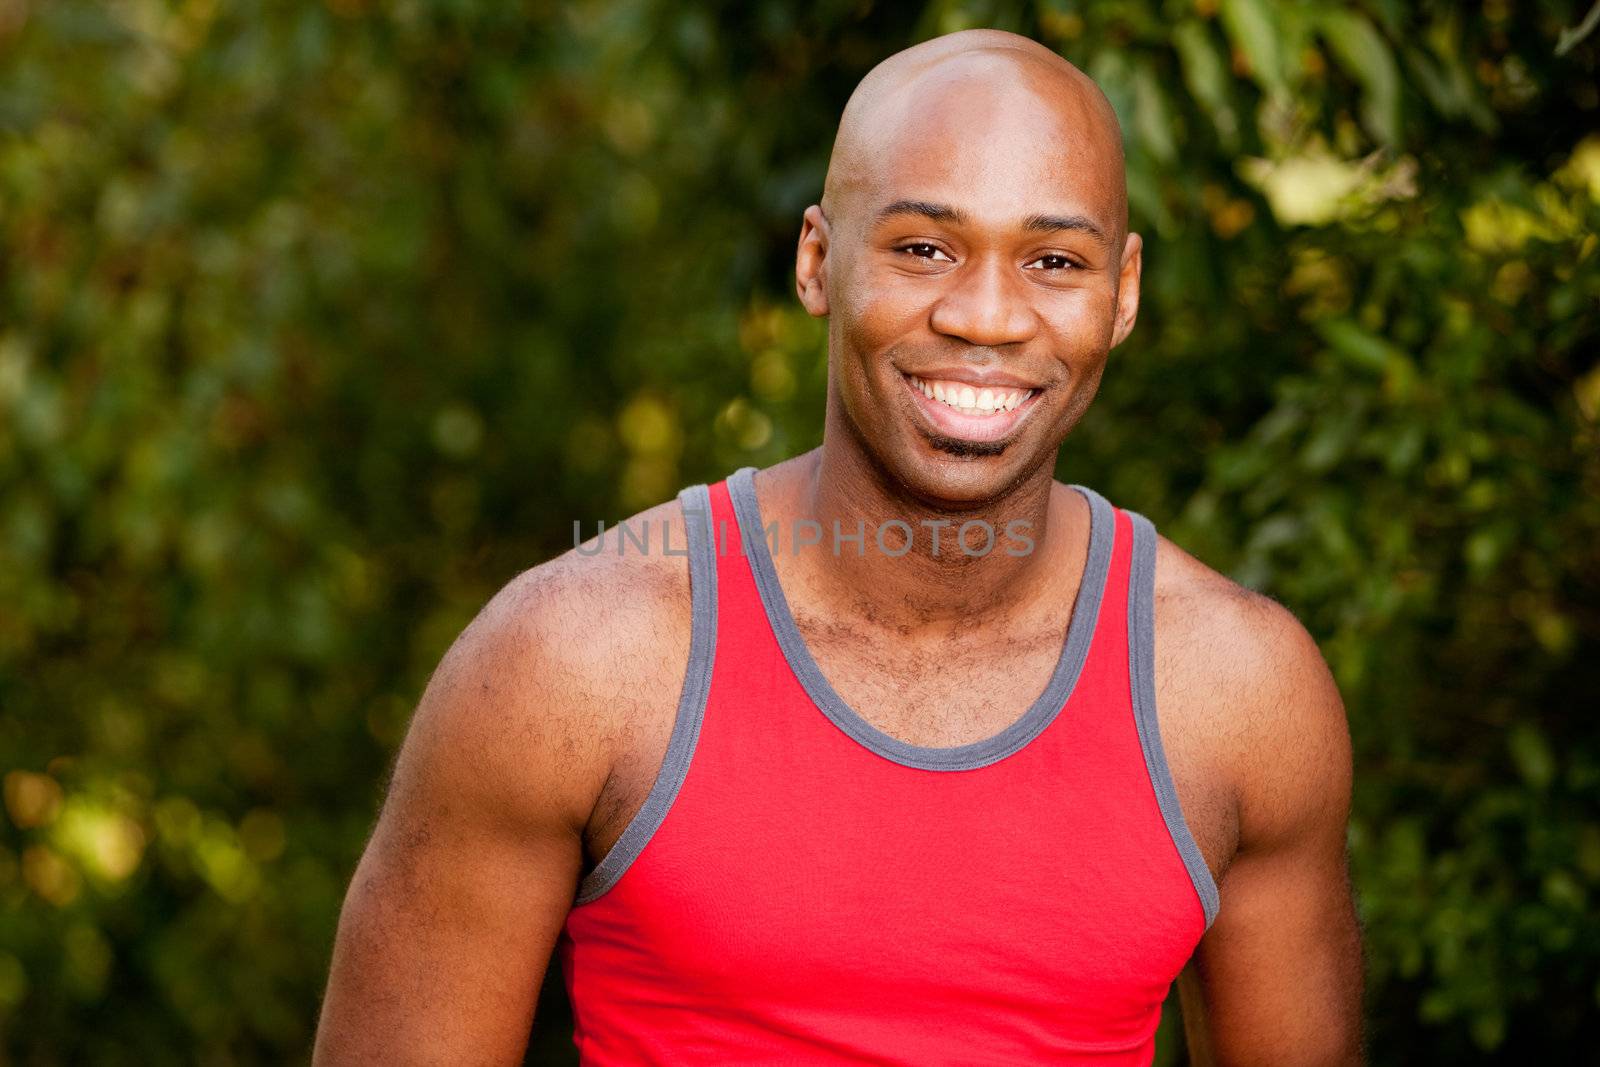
[1,0,1597,1062]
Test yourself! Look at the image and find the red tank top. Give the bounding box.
[557,467,1219,1064]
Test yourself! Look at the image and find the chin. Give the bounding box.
[879,432,1046,508]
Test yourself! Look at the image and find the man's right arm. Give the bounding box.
[311,566,614,1065]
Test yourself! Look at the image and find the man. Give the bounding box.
[314,28,1364,1066]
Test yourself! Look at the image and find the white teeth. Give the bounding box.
[909,374,1034,416]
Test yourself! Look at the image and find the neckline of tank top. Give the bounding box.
[723,466,1117,772]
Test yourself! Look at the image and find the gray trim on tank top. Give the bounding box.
[1127,510,1222,930]
[573,483,718,906]
[726,466,1114,772]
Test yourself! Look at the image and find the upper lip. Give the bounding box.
[900,366,1043,391]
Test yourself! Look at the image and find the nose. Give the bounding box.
[927,253,1039,347]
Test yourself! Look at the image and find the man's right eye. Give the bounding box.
[898,243,952,261]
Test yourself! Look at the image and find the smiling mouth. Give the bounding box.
[905,374,1037,415]
[898,370,1044,448]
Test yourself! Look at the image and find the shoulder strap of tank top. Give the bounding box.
[1126,509,1221,929]
[573,483,719,904]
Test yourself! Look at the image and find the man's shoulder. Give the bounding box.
[417,494,695,770]
[1148,530,1351,848]
[480,494,695,694]
[1149,532,1319,685]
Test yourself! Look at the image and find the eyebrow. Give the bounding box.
[873,198,1110,245]
[875,199,967,227]
[1022,211,1110,245]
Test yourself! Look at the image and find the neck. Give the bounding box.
[766,438,1083,629]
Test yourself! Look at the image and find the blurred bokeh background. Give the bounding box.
[1,0,1597,1062]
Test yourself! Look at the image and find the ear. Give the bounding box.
[795,204,830,317]
[1110,231,1142,348]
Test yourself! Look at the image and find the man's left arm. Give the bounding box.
[1175,594,1365,1066]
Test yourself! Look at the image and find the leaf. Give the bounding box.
[1508,724,1555,789]
[1132,62,1176,165]
[1239,150,1365,226]
[1555,1,1600,56]
[1219,0,1286,94]
[1316,317,1404,375]
[1319,11,1402,145]
[1172,21,1238,146]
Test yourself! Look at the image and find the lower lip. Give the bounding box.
[901,373,1040,444]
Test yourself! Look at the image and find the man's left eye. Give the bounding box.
[1028,254,1077,271]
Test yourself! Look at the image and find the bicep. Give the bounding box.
[1183,829,1363,1065]
[1180,603,1364,1066]
[314,598,601,1066]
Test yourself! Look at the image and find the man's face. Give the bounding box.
[799,59,1141,505]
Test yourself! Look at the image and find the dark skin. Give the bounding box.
[314,29,1364,1067]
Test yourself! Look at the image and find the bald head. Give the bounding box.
[820,29,1127,245]
[792,30,1144,505]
